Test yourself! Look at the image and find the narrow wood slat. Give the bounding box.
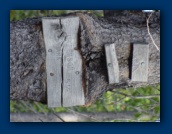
[62,17,85,107]
[42,18,62,107]
[131,43,149,82]
[105,43,119,84]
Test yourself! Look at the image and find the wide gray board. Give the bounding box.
[42,17,85,107]
[61,17,85,107]
[105,43,119,84]
[131,43,149,82]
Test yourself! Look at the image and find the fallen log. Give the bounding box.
[10,11,160,106]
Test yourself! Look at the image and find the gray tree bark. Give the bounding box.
[10,11,160,105]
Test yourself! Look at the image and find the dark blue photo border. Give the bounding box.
[0,0,171,134]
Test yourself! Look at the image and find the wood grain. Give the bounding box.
[105,43,119,84]
[42,18,62,107]
[62,17,85,107]
[131,43,149,82]
[42,17,85,107]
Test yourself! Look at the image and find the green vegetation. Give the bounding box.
[10,85,160,121]
[10,10,103,21]
[10,10,160,122]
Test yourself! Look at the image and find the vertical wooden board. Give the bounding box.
[62,17,85,107]
[42,18,62,107]
[105,43,119,84]
[131,43,149,82]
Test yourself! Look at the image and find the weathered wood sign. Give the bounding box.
[105,43,119,84]
[131,43,149,82]
[42,17,85,107]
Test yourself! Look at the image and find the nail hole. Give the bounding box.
[50,73,54,76]
[108,63,112,67]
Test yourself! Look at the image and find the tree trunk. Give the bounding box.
[10,11,160,105]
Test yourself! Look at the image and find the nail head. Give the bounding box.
[50,73,54,76]
[108,63,112,67]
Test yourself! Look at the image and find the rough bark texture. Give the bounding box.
[10,11,160,105]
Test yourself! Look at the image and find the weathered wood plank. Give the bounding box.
[42,17,85,107]
[131,43,149,82]
[42,18,62,107]
[62,17,85,107]
[105,43,119,84]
